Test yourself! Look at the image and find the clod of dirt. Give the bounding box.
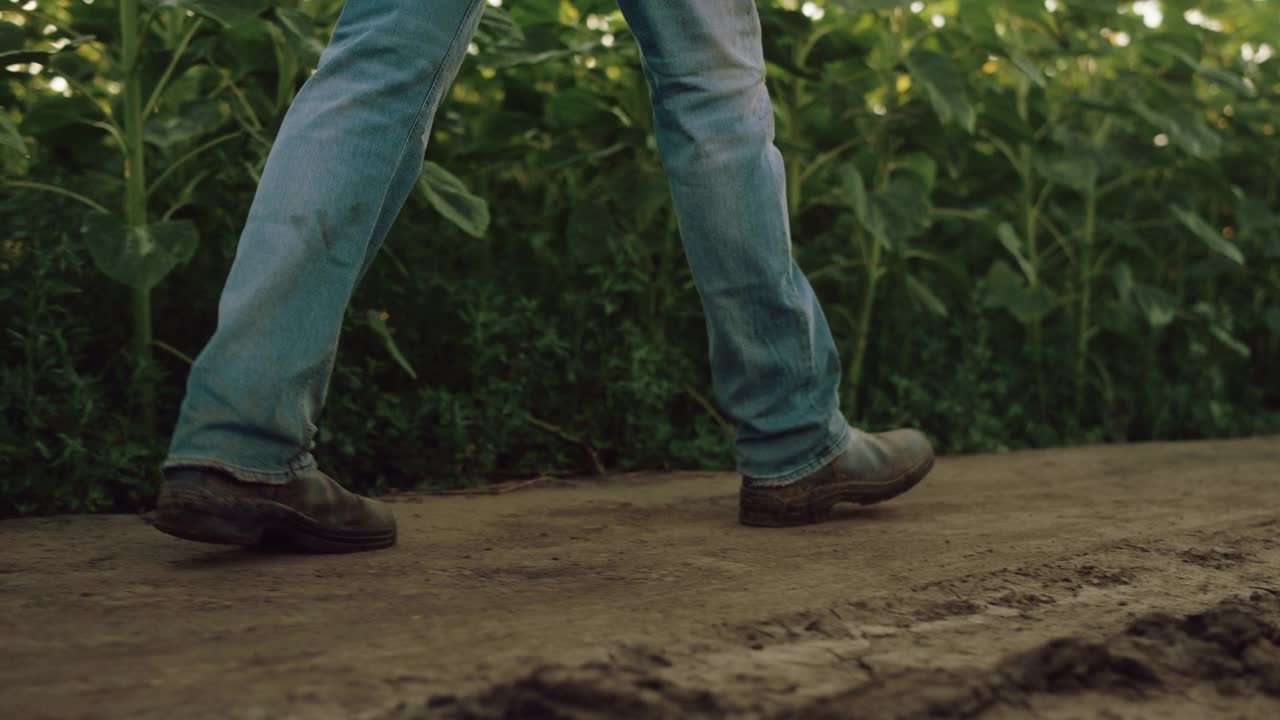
[1123,595,1280,696]
[988,591,1056,610]
[1073,564,1137,587]
[912,599,984,622]
[388,663,726,720]
[1178,547,1253,570]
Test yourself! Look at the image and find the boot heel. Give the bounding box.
[739,491,832,527]
[150,506,264,546]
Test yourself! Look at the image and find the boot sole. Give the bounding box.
[738,456,935,528]
[150,484,396,553]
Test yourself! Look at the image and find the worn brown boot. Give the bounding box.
[739,429,935,527]
[150,468,397,553]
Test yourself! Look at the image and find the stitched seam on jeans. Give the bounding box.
[163,456,296,485]
[366,0,485,251]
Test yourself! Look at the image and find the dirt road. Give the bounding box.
[2,437,1279,719]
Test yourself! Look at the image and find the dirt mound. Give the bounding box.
[394,592,1280,720]
[393,664,726,720]
[792,591,1280,719]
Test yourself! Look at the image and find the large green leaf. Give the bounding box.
[906,275,948,318]
[144,100,227,150]
[481,42,597,70]
[1172,206,1244,265]
[416,162,490,239]
[875,175,933,242]
[1130,101,1222,160]
[1162,46,1254,96]
[18,95,100,137]
[1006,51,1047,88]
[475,6,526,55]
[841,164,888,246]
[0,27,91,65]
[982,261,1054,324]
[0,111,26,158]
[1112,262,1134,302]
[892,153,938,190]
[273,7,326,67]
[1036,155,1098,194]
[219,17,278,76]
[1131,282,1176,328]
[145,0,269,28]
[905,48,976,134]
[841,164,934,248]
[548,87,609,129]
[83,216,199,290]
[1209,325,1250,358]
[996,222,1037,284]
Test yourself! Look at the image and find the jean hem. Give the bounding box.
[741,420,852,487]
[161,454,316,485]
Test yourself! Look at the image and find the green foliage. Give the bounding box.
[416,162,491,239]
[1,187,160,515]
[83,214,199,289]
[2,0,1278,515]
[904,47,976,133]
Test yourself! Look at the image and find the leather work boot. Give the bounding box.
[739,429,935,527]
[150,468,397,553]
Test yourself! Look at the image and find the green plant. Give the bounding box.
[1,193,157,516]
[2,0,1277,516]
[1,0,498,440]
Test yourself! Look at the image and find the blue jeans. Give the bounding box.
[165,0,851,486]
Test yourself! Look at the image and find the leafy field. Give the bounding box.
[2,0,1278,515]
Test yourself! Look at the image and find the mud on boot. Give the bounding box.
[739,429,935,527]
[150,468,397,553]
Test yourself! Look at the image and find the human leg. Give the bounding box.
[616,1,934,522]
[154,0,488,550]
[616,0,850,483]
[165,0,487,483]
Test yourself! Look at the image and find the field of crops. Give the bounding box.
[2,0,1278,515]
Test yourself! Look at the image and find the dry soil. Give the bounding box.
[2,437,1279,720]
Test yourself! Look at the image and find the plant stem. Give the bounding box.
[1073,114,1112,422]
[1074,188,1097,420]
[1020,143,1048,414]
[524,415,605,477]
[121,0,156,439]
[846,23,901,419]
[146,131,242,196]
[1012,51,1048,415]
[683,383,733,436]
[152,339,195,365]
[143,17,204,117]
[782,21,834,219]
[847,235,882,419]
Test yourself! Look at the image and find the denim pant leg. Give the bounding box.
[618,0,851,483]
[165,0,487,483]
